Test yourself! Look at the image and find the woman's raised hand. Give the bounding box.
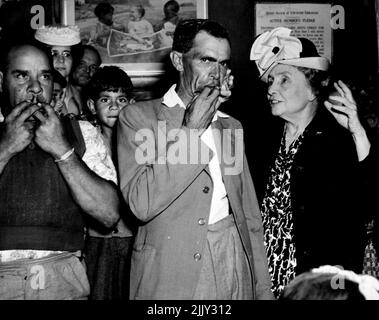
[324,80,370,161]
[324,80,365,136]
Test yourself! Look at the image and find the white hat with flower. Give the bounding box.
[250,27,330,82]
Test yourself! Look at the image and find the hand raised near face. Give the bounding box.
[218,68,234,104]
[324,80,366,136]
[53,88,68,116]
[0,101,41,157]
[33,103,73,159]
[183,86,221,130]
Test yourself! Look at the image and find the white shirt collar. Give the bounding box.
[162,85,230,122]
[162,84,186,109]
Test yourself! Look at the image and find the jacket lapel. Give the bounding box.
[211,118,241,210]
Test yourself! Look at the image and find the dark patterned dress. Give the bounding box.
[261,131,304,298]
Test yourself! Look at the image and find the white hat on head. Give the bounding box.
[250,27,330,82]
[35,25,81,46]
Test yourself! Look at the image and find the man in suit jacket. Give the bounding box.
[117,19,273,300]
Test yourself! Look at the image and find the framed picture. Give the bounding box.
[254,2,333,63]
[67,0,207,81]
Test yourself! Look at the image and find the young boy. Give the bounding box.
[52,69,68,116]
[83,66,136,300]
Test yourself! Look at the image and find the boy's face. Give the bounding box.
[101,12,113,26]
[91,89,131,129]
[52,82,64,103]
[164,5,177,19]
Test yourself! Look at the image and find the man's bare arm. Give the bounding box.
[33,103,119,228]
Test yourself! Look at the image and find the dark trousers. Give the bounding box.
[84,236,133,300]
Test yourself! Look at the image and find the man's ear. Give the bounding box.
[170,51,184,72]
[87,99,96,114]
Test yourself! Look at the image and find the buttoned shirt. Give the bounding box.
[162,85,229,225]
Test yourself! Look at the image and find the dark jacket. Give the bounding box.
[252,107,378,274]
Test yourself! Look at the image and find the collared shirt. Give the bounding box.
[162,85,230,225]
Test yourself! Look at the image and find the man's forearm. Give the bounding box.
[0,143,14,176]
[56,152,120,228]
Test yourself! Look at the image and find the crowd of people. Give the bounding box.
[0,2,378,301]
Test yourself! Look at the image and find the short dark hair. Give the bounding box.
[164,0,180,13]
[83,45,102,65]
[71,44,102,71]
[84,66,134,101]
[0,40,53,75]
[172,19,230,54]
[94,2,114,19]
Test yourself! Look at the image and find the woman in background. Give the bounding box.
[35,25,83,115]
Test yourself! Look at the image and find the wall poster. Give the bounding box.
[254,2,333,62]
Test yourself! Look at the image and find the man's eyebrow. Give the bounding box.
[11,69,28,75]
[199,55,231,64]
[201,55,217,61]
[41,69,53,74]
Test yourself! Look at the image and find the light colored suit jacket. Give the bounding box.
[117,98,273,300]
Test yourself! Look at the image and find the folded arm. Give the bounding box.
[117,104,210,222]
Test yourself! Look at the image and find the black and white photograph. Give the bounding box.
[75,0,200,64]
[0,0,379,307]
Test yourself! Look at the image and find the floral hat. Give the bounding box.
[35,25,81,46]
[250,27,330,82]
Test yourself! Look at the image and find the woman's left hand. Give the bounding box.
[324,80,371,161]
[324,80,365,136]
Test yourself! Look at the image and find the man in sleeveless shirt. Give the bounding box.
[0,42,120,299]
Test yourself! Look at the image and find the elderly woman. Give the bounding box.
[250,27,376,298]
[35,25,83,115]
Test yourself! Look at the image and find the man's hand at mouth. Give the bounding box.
[218,69,234,104]
[0,101,41,159]
[183,86,221,131]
